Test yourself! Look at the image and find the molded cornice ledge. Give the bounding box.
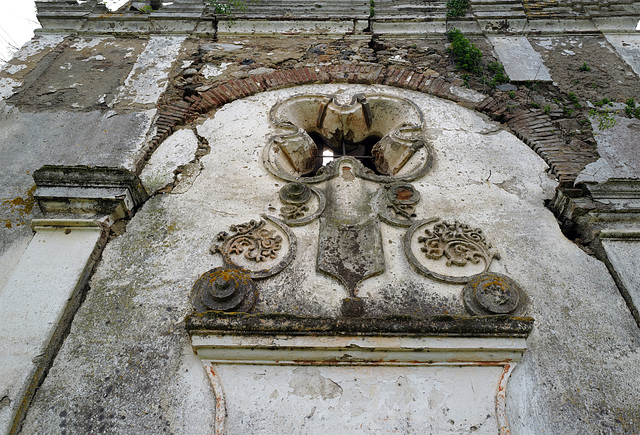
[32,165,148,223]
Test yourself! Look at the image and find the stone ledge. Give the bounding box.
[185,312,535,338]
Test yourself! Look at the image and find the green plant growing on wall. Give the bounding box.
[139,5,153,13]
[579,62,591,72]
[487,61,509,86]
[370,0,375,17]
[209,0,259,16]
[446,0,469,17]
[447,28,482,74]
[625,98,640,118]
[589,108,618,131]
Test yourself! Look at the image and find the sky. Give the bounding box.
[0,0,129,65]
[0,0,39,64]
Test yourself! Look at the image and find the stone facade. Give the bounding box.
[1,0,640,433]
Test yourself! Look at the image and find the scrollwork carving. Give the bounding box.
[418,221,493,268]
[278,183,326,226]
[403,219,499,283]
[216,219,282,263]
[211,215,297,279]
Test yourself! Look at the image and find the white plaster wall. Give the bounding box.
[216,364,503,434]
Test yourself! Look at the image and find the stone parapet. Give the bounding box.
[33,0,640,36]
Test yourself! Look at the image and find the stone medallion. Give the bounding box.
[210,214,297,279]
[463,272,526,316]
[191,267,257,313]
[404,219,500,283]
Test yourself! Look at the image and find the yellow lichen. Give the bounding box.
[1,185,37,228]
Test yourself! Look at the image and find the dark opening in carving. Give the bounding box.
[305,132,383,176]
[266,93,431,181]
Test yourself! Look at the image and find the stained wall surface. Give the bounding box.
[15,84,640,433]
[1,2,640,433]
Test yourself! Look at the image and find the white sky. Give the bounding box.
[0,0,129,64]
[0,0,39,63]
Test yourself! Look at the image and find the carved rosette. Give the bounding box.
[403,219,499,283]
[278,182,326,226]
[211,214,297,278]
[378,182,421,227]
[191,267,257,313]
[463,272,526,316]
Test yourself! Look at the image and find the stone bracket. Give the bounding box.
[32,165,148,221]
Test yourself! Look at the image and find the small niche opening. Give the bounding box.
[304,131,382,176]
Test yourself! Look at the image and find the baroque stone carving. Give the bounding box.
[216,219,282,263]
[378,182,421,227]
[211,214,296,279]
[404,219,499,283]
[463,272,526,316]
[278,182,326,225]
[419,220,494,268]
[191,267,257,313]
[263,93,433,183]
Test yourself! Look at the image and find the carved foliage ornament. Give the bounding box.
[219,219,282,263]
[211,214,297,279]
[404,219,500,283]
[419,220,493,268]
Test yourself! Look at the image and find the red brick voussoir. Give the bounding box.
[152,64,594,185]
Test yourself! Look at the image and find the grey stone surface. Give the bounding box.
[604,34,640,78]
[0,223,104,435]
[488,36,552,82]
[0,35,180,284]
[602,237,640,321]
[577,116,640,184]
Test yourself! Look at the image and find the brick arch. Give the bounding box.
[153,64,595,185]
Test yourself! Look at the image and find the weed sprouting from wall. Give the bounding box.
[446,0,469,17]
[209,0,259,16]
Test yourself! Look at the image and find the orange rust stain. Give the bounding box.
[395,187,412,201]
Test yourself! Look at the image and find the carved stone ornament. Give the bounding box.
[211,214,297,279]
[278,182,326,226]
[377,182,422,227]
[463,272,527,316]
[404,219,500,283]
[191,267,257,313]
[263,93,433,183]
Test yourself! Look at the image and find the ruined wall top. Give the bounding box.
[34,0,640,36]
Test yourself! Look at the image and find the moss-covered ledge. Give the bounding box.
[185,312,534,338]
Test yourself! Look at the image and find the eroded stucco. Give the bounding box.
[18,84,640,433]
